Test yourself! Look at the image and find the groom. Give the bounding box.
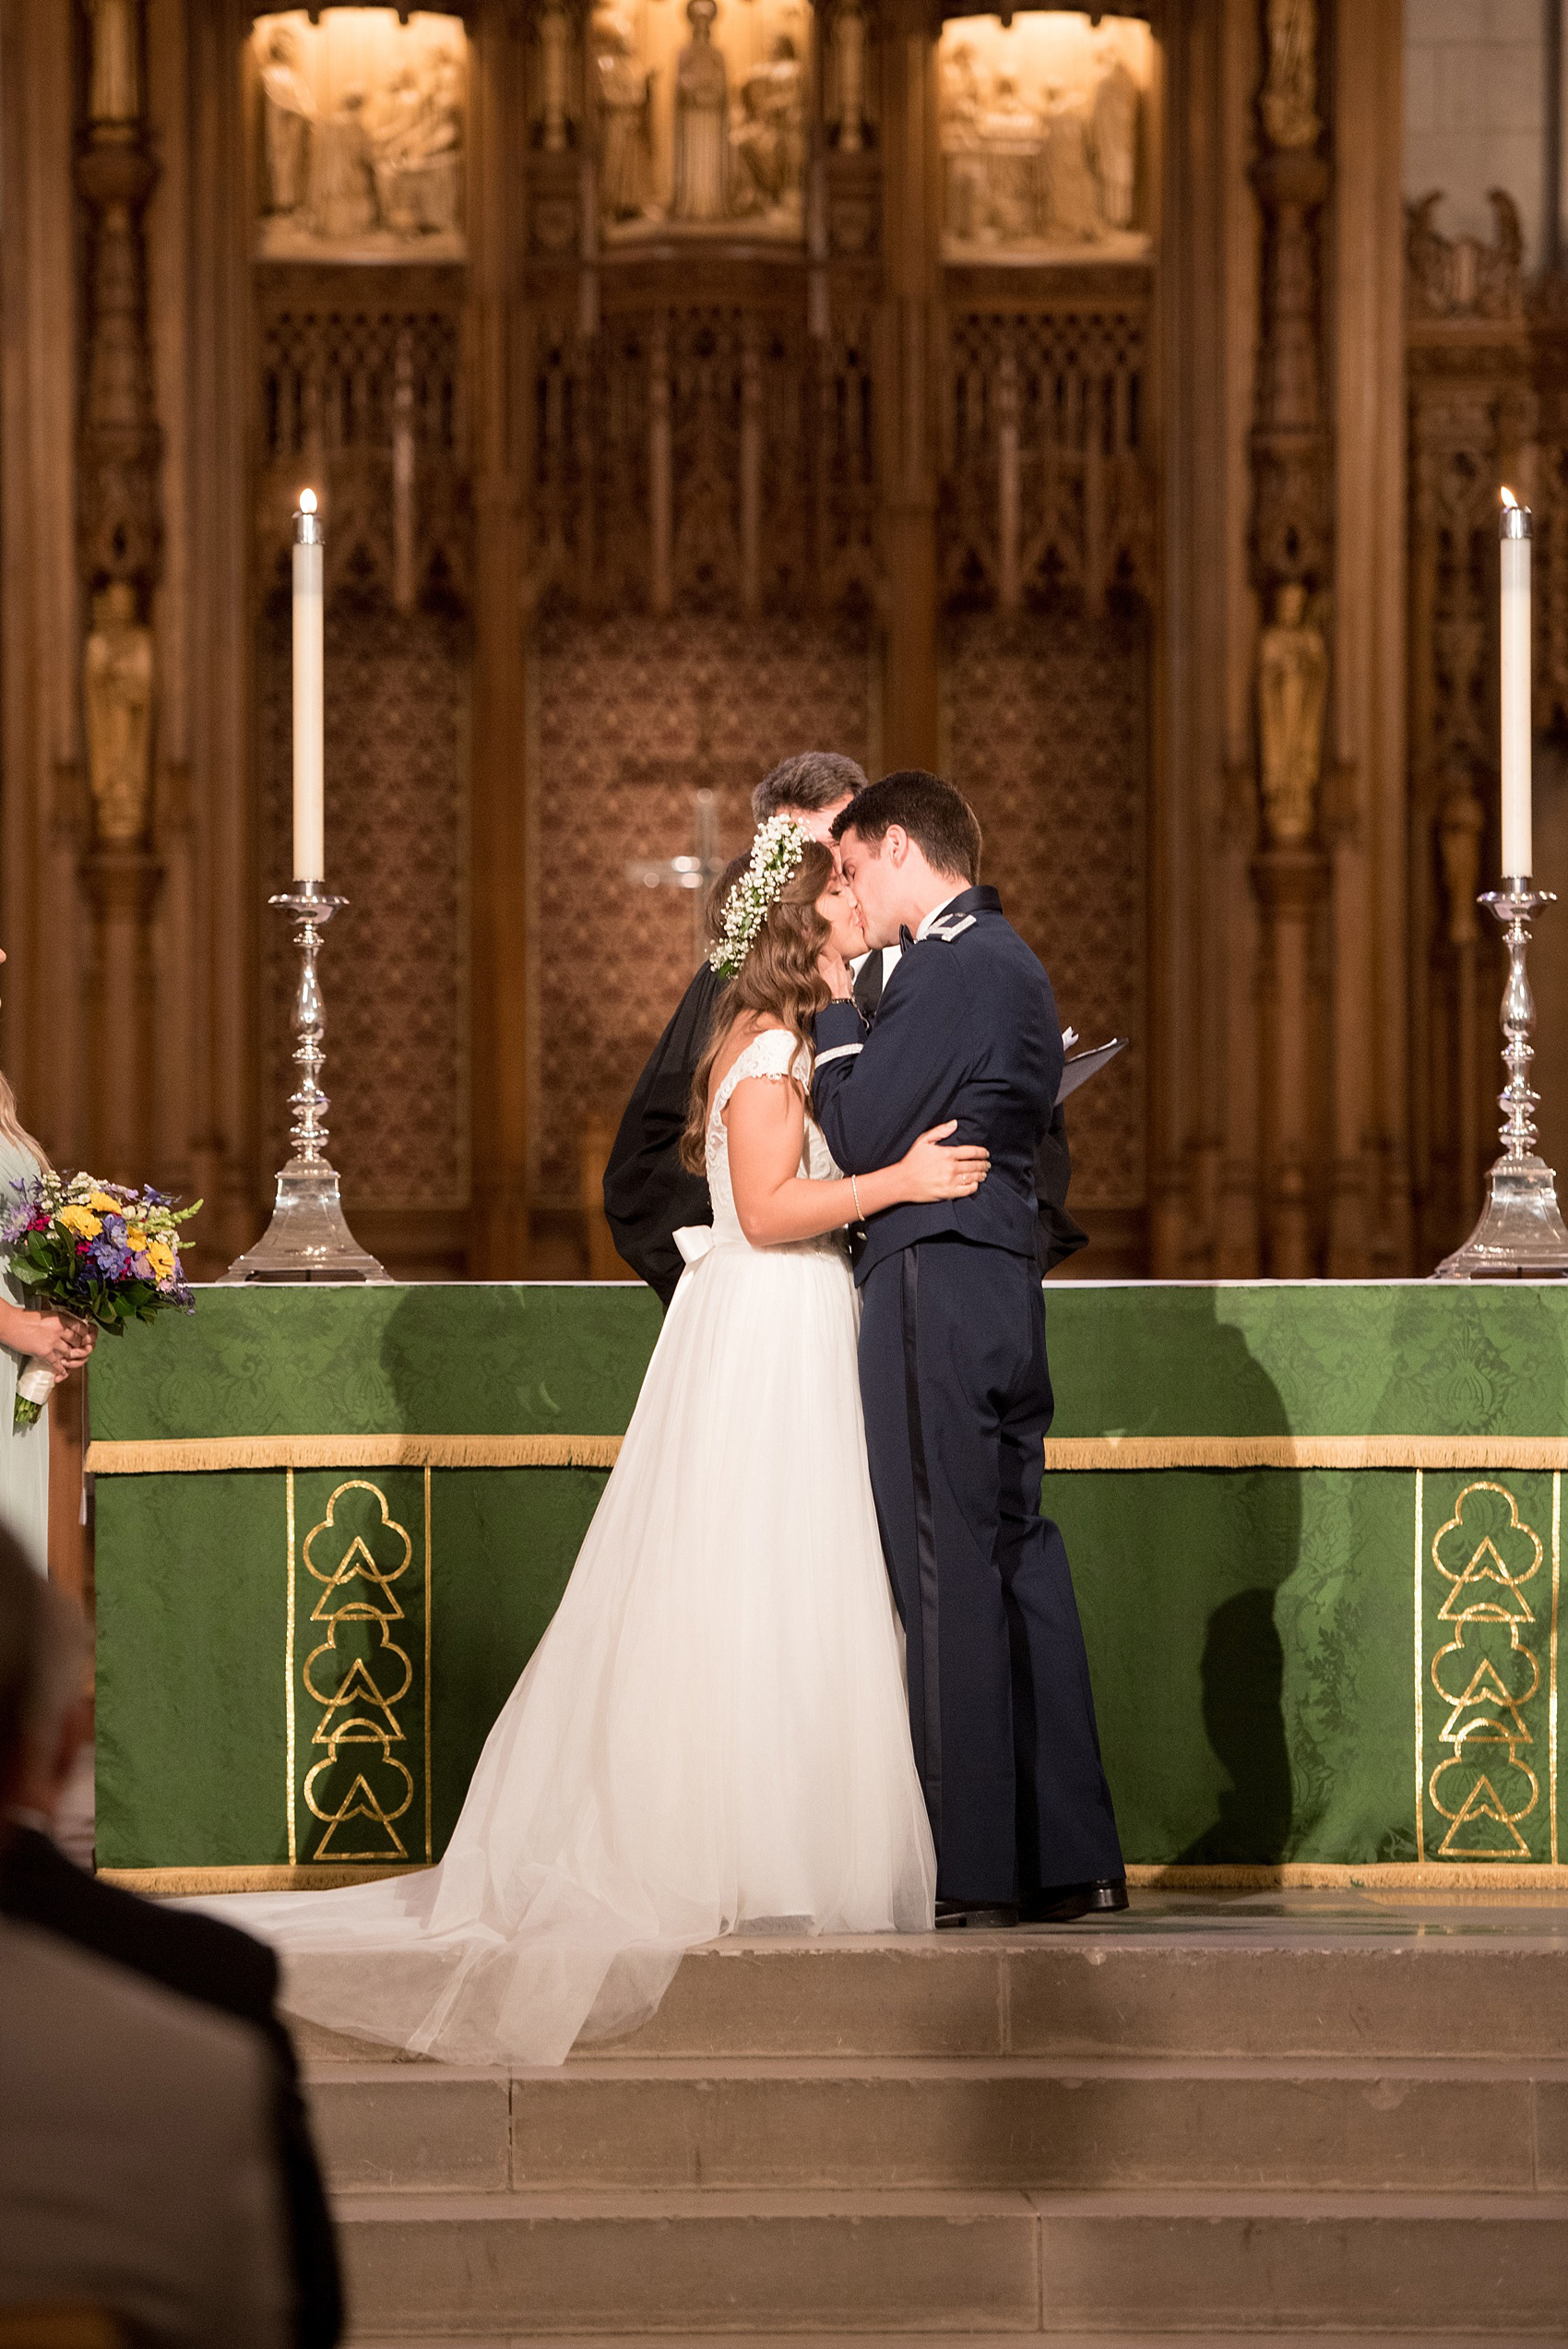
[813,770,1125,1928]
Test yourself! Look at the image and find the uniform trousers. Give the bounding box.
[858,1235,1123,1903]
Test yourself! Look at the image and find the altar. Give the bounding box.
[86,1280,1568,1892]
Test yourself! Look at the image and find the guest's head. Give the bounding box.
[0,1523,42,1830]
[751,753,867,845]
[831,769,982,949]
[12,1573,91,1827]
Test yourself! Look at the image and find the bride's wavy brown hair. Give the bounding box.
[679,837,836,1174]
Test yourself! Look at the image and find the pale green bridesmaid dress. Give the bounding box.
[0,1136,49,1571]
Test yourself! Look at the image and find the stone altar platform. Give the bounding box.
[302,1889,1568,2343]
[85,1279,1568,1890]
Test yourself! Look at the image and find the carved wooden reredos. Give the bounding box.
[1,3,1432,1280]
[245,0,1161,1274]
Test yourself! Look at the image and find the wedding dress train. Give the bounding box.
[192,1030,935,2065]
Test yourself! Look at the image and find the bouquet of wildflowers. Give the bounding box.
[2,1172,200,1429]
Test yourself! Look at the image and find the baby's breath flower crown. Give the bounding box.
[707,814,810,980]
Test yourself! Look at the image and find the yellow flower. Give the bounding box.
[147,1240,175,1281]
[87,1191,122,1217]
[124,1225,148,1251]
[59,1206,102,1241]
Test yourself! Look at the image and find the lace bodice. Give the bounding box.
[706,1028,839,1249]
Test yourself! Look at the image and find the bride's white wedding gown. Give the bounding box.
[193,1030,935,2064]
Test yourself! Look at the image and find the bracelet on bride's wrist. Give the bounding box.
[850,1174,863,1220]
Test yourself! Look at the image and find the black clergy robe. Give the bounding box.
[602,952,1088,1308]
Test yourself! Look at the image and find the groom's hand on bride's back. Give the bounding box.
[897,1120,989,1203]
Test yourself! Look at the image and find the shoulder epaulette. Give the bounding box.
[926,912,977,943]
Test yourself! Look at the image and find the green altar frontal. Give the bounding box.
[88,1281,1568,1892]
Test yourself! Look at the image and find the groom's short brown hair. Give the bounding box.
[832,770,982,885]
[752,752,867,823]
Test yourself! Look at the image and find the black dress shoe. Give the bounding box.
[1019,1878,1130,1925]
[935,1899,1019,1930]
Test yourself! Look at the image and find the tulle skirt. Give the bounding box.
[186,1238,936,2065]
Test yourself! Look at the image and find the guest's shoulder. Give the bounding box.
[1,1831,280,2020]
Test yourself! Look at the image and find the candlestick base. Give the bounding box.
[221,1166,388,1283]
[220,877,390,1284]
[1435,877,1568,1280]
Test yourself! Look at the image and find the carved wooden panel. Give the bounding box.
[260,602,469,1215]
[944,607,1146,1213]
[525,290,876,620]
[529,607,873,1206]
[942,299,1155,616]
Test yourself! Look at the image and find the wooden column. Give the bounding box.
[469,0,531,1276]
[1248,0,1333,1277]
[877,0,940,771]
[1324,0,1408,1273]
[0,0,87,1164]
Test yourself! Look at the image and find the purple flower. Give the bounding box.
[89,1235,131,1278]
[130,1250,153,1281]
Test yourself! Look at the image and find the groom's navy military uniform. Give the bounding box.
[813,886,1123,1904]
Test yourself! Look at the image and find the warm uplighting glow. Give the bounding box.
[299,487,317,514]
[1502,486,1519,508]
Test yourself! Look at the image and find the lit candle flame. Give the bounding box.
[1502,486,1519,509]
[299,488,318,515]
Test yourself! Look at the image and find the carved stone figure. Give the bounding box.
[1042,86,1099,243]
[941,41,989,241]
[374,51,464,234]
[84,582,154,848]
[1260,0,1319,151]
[671,0,730,223]
[1405,190,1524,323]
[596,12,654,222]
[1091,52,1137,230]
[310,88,378,240]
[971,79,1043,244]
[261,25,315,215]
[831,0,866,155]
[89,0,140,125]
[731,34,805,220]
[1257,582,1327,846]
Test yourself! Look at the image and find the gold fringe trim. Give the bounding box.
[99,1862,431,1896]
[111,1858,1568,1899]
[1042,1434,1568,1472]
[1125,1861,1568,1890]
[86,1432,625,1475]
[87,1432,1568,1477]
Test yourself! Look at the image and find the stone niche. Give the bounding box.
[593,0,812,243]
[252,6,468,263]
[939,8,1153,263]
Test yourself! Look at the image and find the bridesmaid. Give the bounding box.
[0,947,94,1570]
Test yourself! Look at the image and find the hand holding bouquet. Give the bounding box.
[2,1173,200,1429]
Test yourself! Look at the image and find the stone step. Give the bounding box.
[306,2054,1568,2195]
[350,2338,1548,2349]
[293,1932,1568,2067]
[333,2186,1568,2338]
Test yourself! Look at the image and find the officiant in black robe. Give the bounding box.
[603,945,1089,1306]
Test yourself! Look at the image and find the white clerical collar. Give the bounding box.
[915,892,963,942]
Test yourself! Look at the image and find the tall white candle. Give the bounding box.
[292,489,325,884]
[1500,487,1532,880]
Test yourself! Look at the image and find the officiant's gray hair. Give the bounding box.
[751,752,867,823]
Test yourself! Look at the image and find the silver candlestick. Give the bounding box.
[1436,877,1568,1279]
[221,880,387,1282]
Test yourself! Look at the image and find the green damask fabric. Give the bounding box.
[90,1282,1568,1872]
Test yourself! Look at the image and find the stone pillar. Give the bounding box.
[1248,0,1332,1274]
[76,0,164,1180]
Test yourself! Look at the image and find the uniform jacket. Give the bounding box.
[813,884,1062,1283]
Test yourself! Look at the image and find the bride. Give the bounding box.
[197,817,989,2065]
